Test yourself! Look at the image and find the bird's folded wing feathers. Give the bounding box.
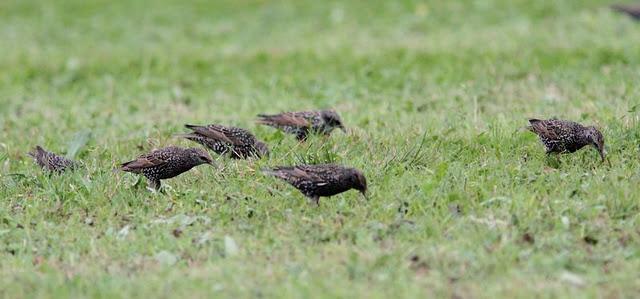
[294,165,333,182]
[264,166,319,182]
[121,155,166,170]
[258,114,310,127]
[189,125,236,145]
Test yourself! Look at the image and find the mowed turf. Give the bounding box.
[1,0,640,297]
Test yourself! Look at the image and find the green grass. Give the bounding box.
[2,0,640,297]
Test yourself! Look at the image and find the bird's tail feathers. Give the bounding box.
[174,133,200,140]
[261,168,285,178]
[256,114,277,124]
[184,124,202,130]
[527,119,544,132]
[28,145,47,160]
[119,160,136,172]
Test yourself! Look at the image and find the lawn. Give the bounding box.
[1,0,640,297]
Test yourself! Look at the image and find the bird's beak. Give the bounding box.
[599,150,612,167]
[596,146,611,166]
[361,190,368,200]
[340,125,347,133]
[597,144,606,162]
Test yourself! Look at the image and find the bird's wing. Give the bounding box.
[257,113,310,127]
[210,125,255,145]
[294,165,337,184]
[185,124,236,145]
[264,165,314,182]
[121,152,167,170]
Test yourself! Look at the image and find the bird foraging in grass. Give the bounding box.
[257,110,346,141]
[527,119,606,162]
[177,124,269,159]
[28,145,77,173]
[120,146,213,191]
[263,164,367,206]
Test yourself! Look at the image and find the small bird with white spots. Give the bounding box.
[28,145,78,174]
[178,124,269,159]
[263,164,367,206]
[528,118,606,162]
[257,110,346,140]
[120,146,213,191]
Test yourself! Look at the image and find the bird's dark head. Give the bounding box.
[321,110,346,132]
[255,141,270,158]
[349,169,368,198]
[585,126,605,161]
[188,148,214,165]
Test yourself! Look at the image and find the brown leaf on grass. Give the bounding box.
[172,228,183,238]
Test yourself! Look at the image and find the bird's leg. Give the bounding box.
[361,191,368,201]
[147,180,162,193]
[308,196,320,207]
[604,156,612,167]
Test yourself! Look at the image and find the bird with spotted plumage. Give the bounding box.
[257,110,346,141]
[527,118,606,162]
[263,164,367,206]
[120,146,213,191]
[177,124,269,159]
[28,145,78,174]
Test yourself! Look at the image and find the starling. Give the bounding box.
[120,146,213,190]
[611,3,640,20]
[257,110,346,140]
[28,145,77,173]
[528,119,606,161]
[263,164,367,205]
[177,124,269,159]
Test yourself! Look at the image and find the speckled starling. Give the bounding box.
[528,119,606,161]
[257,110,346,140]
[263,164,367,205]
[120,146,213,190]
[28,145,77,173]
[177,124,269,159]
[612,3,640,20]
